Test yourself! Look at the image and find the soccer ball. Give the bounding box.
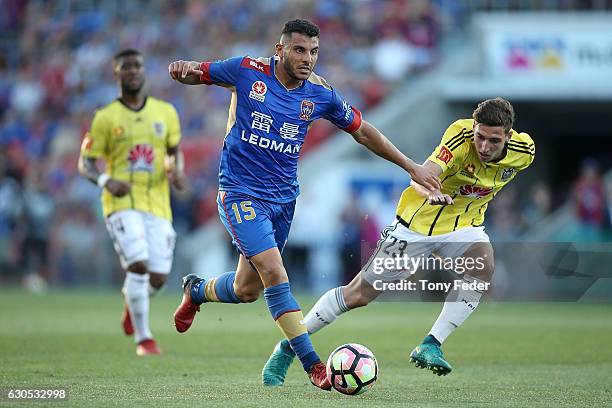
[326,343,378,395]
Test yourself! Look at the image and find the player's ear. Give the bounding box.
[112,60,121,79]
[275,42,283,58]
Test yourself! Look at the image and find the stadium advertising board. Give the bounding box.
[478,13,612,78]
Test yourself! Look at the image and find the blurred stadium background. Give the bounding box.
[0,0,611,297]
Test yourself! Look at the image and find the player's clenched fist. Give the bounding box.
[168,60,204,84]
[104,179,132,198]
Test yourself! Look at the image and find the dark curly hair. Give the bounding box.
[281,19,320,38]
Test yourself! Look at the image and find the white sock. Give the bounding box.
[123,272,152,343]
[302,287,349,335]
[429,275,486,344]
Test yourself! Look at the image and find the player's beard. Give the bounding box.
[284,58,310,81]
[122,79,145,96]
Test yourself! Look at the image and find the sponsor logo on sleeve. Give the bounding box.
[436,146,453,164]
[240,57,271,75]
[342,100,352,121]
[82,133,93,151]
[250,60,264,71]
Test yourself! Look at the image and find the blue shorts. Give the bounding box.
[217,191,296,257]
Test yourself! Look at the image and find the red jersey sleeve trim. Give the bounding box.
[199,61,213,85]
[342,106,363,134]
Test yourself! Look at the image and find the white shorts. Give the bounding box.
[362,220,490,284]
[105,209,176,274]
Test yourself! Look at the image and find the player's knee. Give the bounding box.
[253,261,287,286]
[127,261,148,274]
[234,285,260,303]
[467,256,495,282]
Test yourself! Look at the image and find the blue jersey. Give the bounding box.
[200,56,362,203]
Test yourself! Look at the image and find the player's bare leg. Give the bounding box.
[250,247,330,390]
[174,255,261,333]
[121,302,134,336]
[263,271,382,386]
[411,242,494,375]
[233,255,264,302]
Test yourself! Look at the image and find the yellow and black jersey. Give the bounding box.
[80,97,181,220]
[396,118,534,236]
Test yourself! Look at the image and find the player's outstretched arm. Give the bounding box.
[411,160,453,205]
[168,60,205,85]
[77,155,131,197]
[350,120,441,192]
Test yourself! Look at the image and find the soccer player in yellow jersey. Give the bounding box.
[78,49,186,356]
[262,97,535,384]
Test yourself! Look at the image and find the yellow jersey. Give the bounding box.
[80,97,181,220]
[396,119,534,236]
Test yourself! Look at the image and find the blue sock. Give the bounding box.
[213,272,241,303]
[190,279,206,304]
[264,282,320,372]
[424,334,441,346]
[191,272,242,304]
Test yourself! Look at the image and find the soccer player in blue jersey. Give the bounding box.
[168,19,441,390]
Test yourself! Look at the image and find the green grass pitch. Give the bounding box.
[1,290,611,407]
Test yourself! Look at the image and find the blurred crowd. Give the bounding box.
[0,0,448,284]
[485,159,612,242]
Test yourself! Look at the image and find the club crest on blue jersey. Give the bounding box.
[249,81,267,102]
[299,100,315,120]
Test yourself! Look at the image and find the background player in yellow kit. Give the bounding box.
[262,97,535,384]
[78,49,186,356]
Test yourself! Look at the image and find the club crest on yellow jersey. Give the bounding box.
[153,122,165,138]
[501,168,516,181]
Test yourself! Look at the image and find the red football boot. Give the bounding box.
[121,304,134,336]
[308,362,332,391]
[173,274,203,333]
[136,339,161,356]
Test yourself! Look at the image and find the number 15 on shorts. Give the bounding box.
[231,201,256,223]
